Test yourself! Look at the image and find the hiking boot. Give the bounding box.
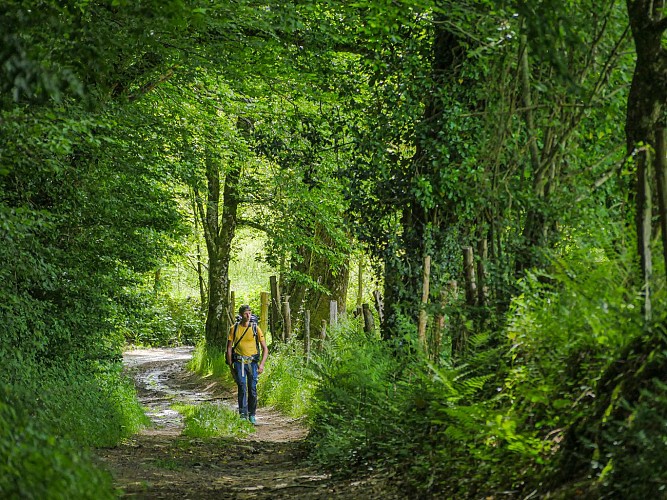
[240,414,248,420]
[249,415,256,424]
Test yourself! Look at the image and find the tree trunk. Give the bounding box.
[362,303,375,335]
[418,255,431,350]
[625,0,667,318]
[198,152,242,350]
[284,227,350,340]
[269,275,283,341]
[356,256,364,310]
[515,35,554,275]
[304,309,311,361]
[190,188,207,313]
[381,20,464,339]
[656,129,667,274]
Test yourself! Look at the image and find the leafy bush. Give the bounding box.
[0,355,147,499]
[496,247,642,488]
[306,316,502,497]
[596,375,667,497]
[34,364,149,447]
[307,318,411,471]
[0,399,116,500]
[303,243,655,498]
[119,287,204,347]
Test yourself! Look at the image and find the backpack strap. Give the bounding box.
[252,323,260,356]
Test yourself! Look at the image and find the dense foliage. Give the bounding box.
[302,235,667,497]
[1,0,200,496]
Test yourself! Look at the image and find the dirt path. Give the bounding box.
[96,347,399,499]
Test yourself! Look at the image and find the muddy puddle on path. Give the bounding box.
[95,347,400,499]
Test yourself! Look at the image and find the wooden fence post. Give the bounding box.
[357,257,364,310]
[319,319,327,351]
[282,295,291,341]
[260,291,269,339]
[463,246,477,306]
[230,290,236,321]
[418,255,431,350]
[477,238,488,307]
[373,290,384,325]
[225,279,233,325]
[433,290,447,361]
[270,275,282,341]
[329,300,338,327]
[362,303,375,334]
[304,309,311,362]
[432,280,457,360]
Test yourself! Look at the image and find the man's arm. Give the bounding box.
[258,339,268,374]
[226,339,233,367]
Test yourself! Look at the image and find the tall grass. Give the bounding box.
[188,342,235,384]
[38,364,150,446]
[259,335,318,418]
[172,402,254,438]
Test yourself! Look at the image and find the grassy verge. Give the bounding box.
[172,402,254,438]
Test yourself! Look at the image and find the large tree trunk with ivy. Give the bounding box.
[625,0,667,317]
[197,153,241,350]
[284,227,349,339]
[381,20,464,339]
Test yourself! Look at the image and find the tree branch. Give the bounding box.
[237,218,274,237]
[127,67,176,101]
[655,16,667,33]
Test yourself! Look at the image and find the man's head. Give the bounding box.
[238,304,251,316]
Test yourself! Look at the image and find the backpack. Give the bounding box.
[231,314,260,358]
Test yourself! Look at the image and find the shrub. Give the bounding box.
[120,287,204,347]
[0,363,138,498]
[36,364,149,447]
[307,318,410,471]
[598,375,667,497]
[0,401,116,500]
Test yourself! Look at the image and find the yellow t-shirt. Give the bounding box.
[228,323,264,357]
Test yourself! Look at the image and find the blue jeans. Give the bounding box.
[233,360,258,417]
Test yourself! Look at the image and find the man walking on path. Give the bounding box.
[226,304,268,424]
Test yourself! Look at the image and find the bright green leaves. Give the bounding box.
[412,175,435,209]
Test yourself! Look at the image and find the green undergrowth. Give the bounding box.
[0,356,148,499]
[119,287,205,347]
[304,246,664,498]
[260,335,316,418]
[172,402,254,438]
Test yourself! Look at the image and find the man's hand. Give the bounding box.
[258,362,265,374]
